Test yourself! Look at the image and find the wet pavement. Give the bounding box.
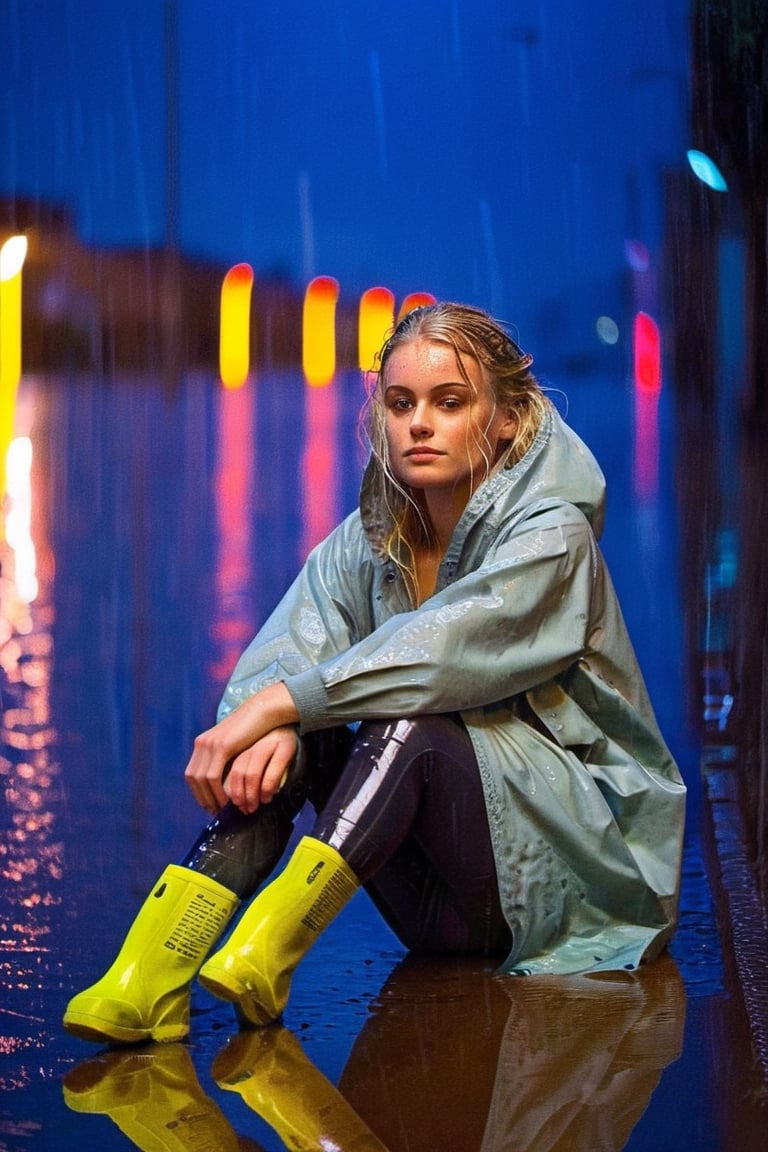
[1,366,767,1150]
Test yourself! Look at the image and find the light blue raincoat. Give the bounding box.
[220,406,686,975]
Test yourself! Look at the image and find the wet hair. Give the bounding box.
[362,301,552,593]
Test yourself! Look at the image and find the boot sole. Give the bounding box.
[63,1009,188,1045]
[198,971,277,1026]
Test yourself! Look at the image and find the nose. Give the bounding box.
[409,402,432,437]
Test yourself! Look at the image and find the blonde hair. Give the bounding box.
[362,301,552,593]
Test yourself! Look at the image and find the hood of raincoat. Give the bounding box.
[358,403,607,567]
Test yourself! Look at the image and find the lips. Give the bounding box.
[404,447,443,459]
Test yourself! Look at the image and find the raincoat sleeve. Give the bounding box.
[217,511,376,720]
[284,499,607,732]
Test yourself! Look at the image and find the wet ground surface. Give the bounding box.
[1,368,767,1150]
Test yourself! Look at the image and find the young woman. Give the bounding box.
[64,302,686,1045]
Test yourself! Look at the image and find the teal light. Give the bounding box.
[686,149,728,192]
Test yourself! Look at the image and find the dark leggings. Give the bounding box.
[183,716,511,956]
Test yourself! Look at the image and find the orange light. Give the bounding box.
[397,292,436,322]
[219,263,254,389]
[359,286,395,372]
[303,276,340,387]
[633,311,661,395]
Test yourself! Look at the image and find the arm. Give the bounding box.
[185,682,299,814]
[186,514,372,814]
[285,503,602,730]
[216,511,374,720]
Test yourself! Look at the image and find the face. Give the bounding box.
[382,338,516,506]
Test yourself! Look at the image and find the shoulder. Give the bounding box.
[304,509,375,576]
[491,492,595,540]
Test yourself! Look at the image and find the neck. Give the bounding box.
[421,484,471,553]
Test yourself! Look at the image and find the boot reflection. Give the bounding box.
[212,1026,389,1151]
[339,951,686,1152]
[63,1042,242,1151]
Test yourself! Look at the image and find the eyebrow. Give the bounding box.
[383,380,472,394]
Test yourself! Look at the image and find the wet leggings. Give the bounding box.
[183,716,511,956]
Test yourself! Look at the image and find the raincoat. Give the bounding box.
[219,406,686,975]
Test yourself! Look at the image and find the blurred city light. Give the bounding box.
[303,276,340,387]
[5,435,38,603]
[633,311,661,394]
[0,234,27,281]
[595,315,619,345]
[0,235,28,500]
[210,383,256,684]
[632,311,661,501]
[219,263,254,388]
[686,149,728,192]
[624,240,650,272]
[301,382,340,560]
[359,286,395,372]
[397,292,437,321]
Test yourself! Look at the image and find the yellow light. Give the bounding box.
[0,235,28,281]
[358,286,395,372]
[397,292,436,322]
[303,276,339,387]
[219,263,254,389]
[0,235,28,505]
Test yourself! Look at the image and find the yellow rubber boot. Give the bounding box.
[213,1027,388,1151]
[199,836,358,1025]
[63,1043,241,1151]
[63,865,239,1044]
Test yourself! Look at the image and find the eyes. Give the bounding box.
[385,391,468,414]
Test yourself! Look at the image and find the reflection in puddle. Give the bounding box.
[62,953,685,1152]
[0,469,60,1084]
[342,953,686,1152]
[64,1043,241,1152]
[210,379,257,686]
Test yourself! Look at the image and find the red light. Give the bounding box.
[633,311,661,394]
[397,292,436,322]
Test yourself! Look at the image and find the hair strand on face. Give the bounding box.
[359,302,552,601]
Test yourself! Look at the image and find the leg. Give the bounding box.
[313,715,511,954]
[198,716,510,1027]
[63,729,350,1044]
[181,799,295,899]
[182,724,355,897]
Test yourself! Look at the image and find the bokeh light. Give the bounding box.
[397,292,437,322]
[596,315,619,345]
[358,286,395,372]
[686,149,728,192]
[0,235,28,501]
[633,311,661,394]
[219,263,254,389]
[4,436,38,603]
[303,276,340,387]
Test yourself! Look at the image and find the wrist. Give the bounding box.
[259,681,300,728]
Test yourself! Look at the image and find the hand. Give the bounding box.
[224,726,300,814]
[184,682,300,815]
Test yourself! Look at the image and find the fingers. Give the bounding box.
[224,728,299,815]
[185,716,300,817]
[184,727,232,815]
[184,688,301,815]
